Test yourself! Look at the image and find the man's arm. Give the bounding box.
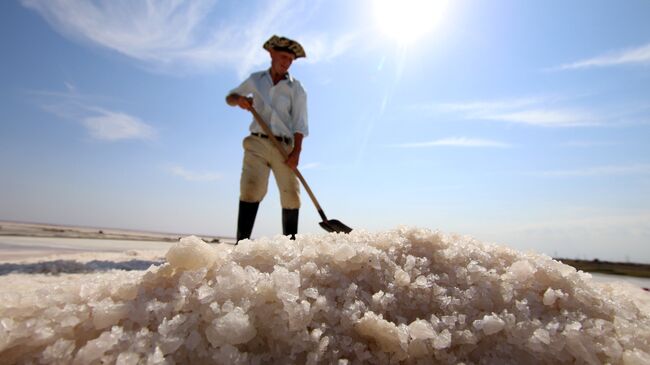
[286,133,303,170]
[226,76,254,110]
[285,82,307,170]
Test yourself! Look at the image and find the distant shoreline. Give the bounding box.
[2,220,649,279]
[556,258,650,279]
[0,220,228,244]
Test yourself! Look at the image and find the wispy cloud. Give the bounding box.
[436,97,544,113]
[425,96,601,127]
[29,86,156,141]
[392,137,511,148]
[82,108,155,141]
[480,109,597,127]
[21,0,358,77]
[535,163,650,177]
[165,165,221,182]
[552,43,650,70]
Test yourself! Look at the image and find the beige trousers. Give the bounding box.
[239,135,300,209]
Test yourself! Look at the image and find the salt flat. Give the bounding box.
[0,236,174,262]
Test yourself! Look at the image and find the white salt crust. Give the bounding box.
[1,227,649,364]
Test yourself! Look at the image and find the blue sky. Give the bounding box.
[1,0,649,262]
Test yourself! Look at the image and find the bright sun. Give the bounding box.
[373,0,449,45]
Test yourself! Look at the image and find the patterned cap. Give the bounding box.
[263,35,306,59]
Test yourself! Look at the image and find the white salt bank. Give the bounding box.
[1,227,649,364]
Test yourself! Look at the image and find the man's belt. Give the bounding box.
[251,132,292,144]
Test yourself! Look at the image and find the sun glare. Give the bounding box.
[373,0,449,45]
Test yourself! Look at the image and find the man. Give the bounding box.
[226,35,308,243]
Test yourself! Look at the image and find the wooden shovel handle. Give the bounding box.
[249,107,328,221]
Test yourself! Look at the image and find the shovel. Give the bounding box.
[249,107,352,234]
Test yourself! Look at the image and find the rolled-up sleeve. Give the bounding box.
[292,83,308,137]
[228,77,253,99]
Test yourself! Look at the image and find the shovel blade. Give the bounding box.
[319,219,352,234]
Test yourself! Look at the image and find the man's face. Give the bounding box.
[270,49,296,75]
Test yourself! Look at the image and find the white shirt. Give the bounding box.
[229,70,308,138]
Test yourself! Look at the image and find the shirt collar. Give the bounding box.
[263,69,293,84]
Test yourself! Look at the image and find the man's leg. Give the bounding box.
[237,136,271,243]
[237,201,259,242]
[282,208,299,240]
[270,142,301,240]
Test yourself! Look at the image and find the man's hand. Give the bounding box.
[238,96,253,111]
[285,133,304,170]
[286,149,300,170]
[226,94,253,110]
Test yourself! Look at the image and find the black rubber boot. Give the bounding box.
[236,201,260,244]
[282,208,299,240]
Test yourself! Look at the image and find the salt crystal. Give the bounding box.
[564,329,600,365]
[623,349,650,365]
[455,329,477,345]
[333,243,355,262]
[91,299,130,330]
[543,288,566,306]
[304,287,319,299]
[197,284,216,304]
[116,352,140,365]
[179,268,207,289]
[602,337,623,359]
[166,235,219,270]
[408,319,435,340]
[41,339,75,362]
[442,315,456,328]
[301,261,318,276]
[533,328,550,345]
[60,315,80,328]
[432,329,452,349]
[404,255,416,272]
[394,268,410,286]
[355,312,405,353]
[272,266,300,303]
[475,314,505,335]
[206,307,256,346]
[414,275,428,287]
[467,260,483,273]
[74,326,123,363]
[408,339,429,357]
[147,346,165,365]
[372,290,384,304]
[507,260,535,282]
